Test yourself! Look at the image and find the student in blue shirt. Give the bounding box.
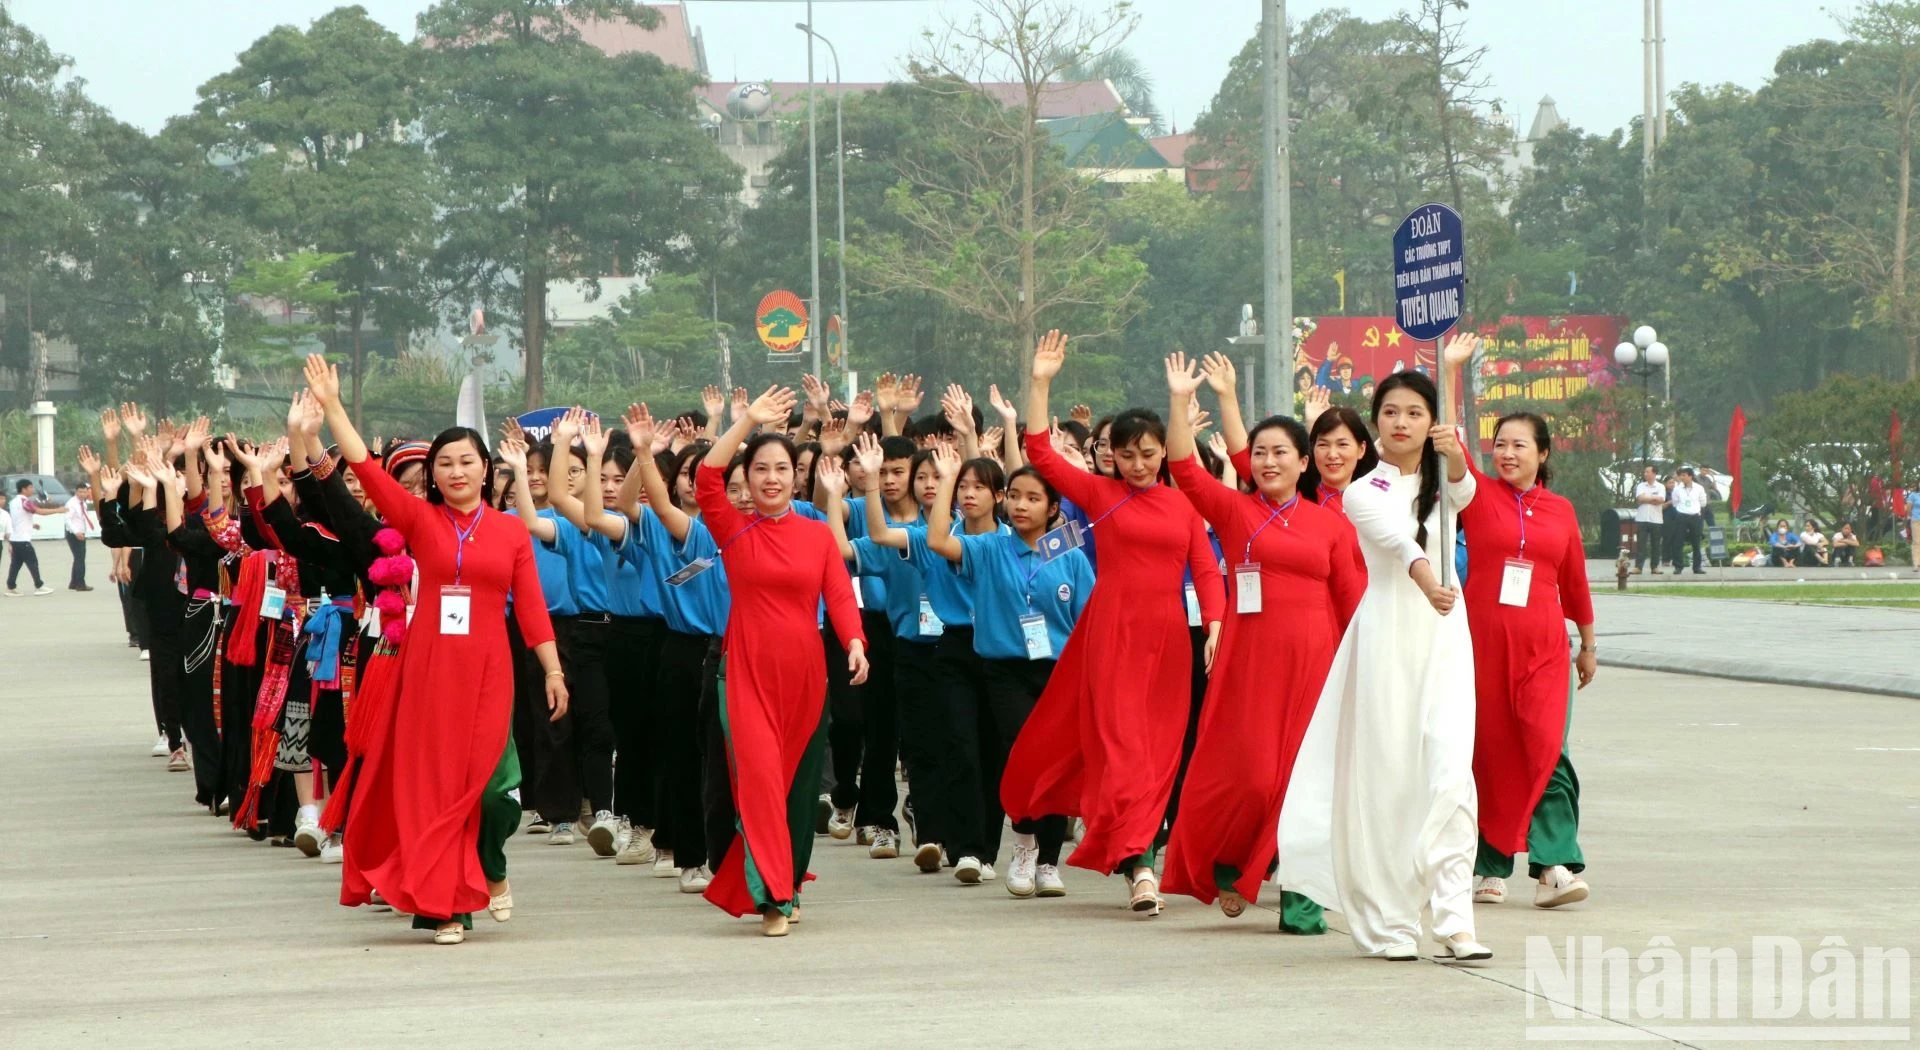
[831,434,945,870]
[501,438,581,837]
[555,419,672,869]
[608,402,726,894]
[932,457,1090,900]
[862,443,1010,886]
[504,426,614,850]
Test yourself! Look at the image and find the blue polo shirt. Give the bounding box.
[958,524,1092,660]
[533,507,579,617]
[603,510,663,619]
[543,515,610,614]
[616,507,718,633]
[844,496,888,611]
[1060,498,1097,571]
[850,535,928,640]
[670,516,731,636]
[905,524,974,628]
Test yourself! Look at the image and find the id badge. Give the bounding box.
[917,595,945,638]
[1184,583,1201,628]
[1038,521,1084,563]
[666,556,714,588]
[363,605,383,640]
[1235,562,1263,614]
[259,584,287,621]
[1020,613,1053,660]
[1499,558,1534,608]
[853,578,866,610]
[440,585,473,636]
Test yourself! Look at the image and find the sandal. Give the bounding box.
[488,893,513,923]
[433,923,464,945]
[1128,870,1161,915]
[1219,890,1247,919]
[761,910,790,938]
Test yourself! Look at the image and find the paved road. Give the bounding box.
[1583,558,1920,586]
[5,540,1918,1048]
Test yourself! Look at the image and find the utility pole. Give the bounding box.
[804,0,823,377]
[1261,0,1292,417]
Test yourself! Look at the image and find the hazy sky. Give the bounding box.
[13,0,1844,139]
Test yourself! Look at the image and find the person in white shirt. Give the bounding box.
[7,479,63,596]
[63,483,95,591]
[1665,467,1710,574]
[1631,465,1666,574]
[1798,520,1829,567]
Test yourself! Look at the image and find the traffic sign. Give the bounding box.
[825,314,843,367]
[1392,203,1466,343]
[756,290,809,355]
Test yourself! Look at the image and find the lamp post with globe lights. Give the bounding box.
[1613,325,1671,471]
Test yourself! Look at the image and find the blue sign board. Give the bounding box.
[1392,202,1466,343]
[516,407,594,443]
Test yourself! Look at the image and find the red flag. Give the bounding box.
[1726,405,1747,514]
[1893,409,1905,514]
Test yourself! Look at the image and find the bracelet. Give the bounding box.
[1579,644,1597,653]
[545,670,565,678]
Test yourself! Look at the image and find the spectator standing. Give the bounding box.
[1632,465,1666,574]
[1667,468,1709,574]
[6,479,62,596]
[1907,490,1920,569]
[64,482,96,591]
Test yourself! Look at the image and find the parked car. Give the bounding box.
[1,473,97,540]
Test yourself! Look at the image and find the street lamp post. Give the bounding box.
[801,2,822,376]
[797,21,847,375]
[1613,324,1672,471]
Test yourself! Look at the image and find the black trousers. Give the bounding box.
[147,620,185,750]
[1160,625,1210,847]
[928,626,1000,865]
[220,615,265,813]
[820,611,901,831]
[978,657,1068,867]
[656,629,715,868]
[513,616,578,822]
[608,616,664,827]
[699,638,736,872]
[66,534,87,588]
[180,598,225,806]
[7,540,41,589]
[566,614,618,815]
[891,637,942,852]
[1669,513,1705,571]
[1633,520,1663,569]
[120,550,148,647]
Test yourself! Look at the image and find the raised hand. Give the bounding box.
[186,417,212,452]
[746,385,798,426]
[98,467,123,497]
[1207,432,1229,460]
[1052,425,1088,472]
[980,426,1004,459]
[551,406,583,448]
[730,387,750,425]
[815,456,849,500]
[203,443,230,475]
[820,417,850,458]
[846,390,875,431]
[304,353,342,406]
[225,434,263,472]
[77,445,100,475]
[501,416,525,445]
[874,372,899,414]
[623,403,657,453]
[1191,406,1213,436]
[99,409,121,444]
[702,384,725,420]
[931,442,961,480]
[1201,352,1238,396]
[1442,331,1480,370]
[119,403,148,438]
[1165,351,1206,398]
[801,373,831,417]
[580,413,609,456]
[987,384,1018,426]
[1069,403,1093,427]
[853,432,885,481]
[1032,330,1067,381]
[941,384,976,436]
[497,436,529,473]
[1304,386,1331,428]
[896,374,925,414]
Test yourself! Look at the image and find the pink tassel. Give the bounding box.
[368,554,414,588]
[373,527,406,556]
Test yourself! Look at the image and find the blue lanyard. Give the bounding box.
[1086,488,1145,531]
[1008,532,1043,610]
[1513,488,1538,555]
[446,506,485,584]
[717,510,781,558]
[1243,494,1298,562]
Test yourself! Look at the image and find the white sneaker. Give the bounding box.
[33,585,52,596]
[1036,864,1067,898]
[293,807,323,858]
[1006,844,1039,898]
[616,823,657,866]
[320,836,343,864]
[827,806,855,840]
[2,589,18,597]
[613,816,633,853]
[140,650,150,661]
[913,842,943,873]
[166,748,190,772]
[549,821,575,846]
[979,862,997,882]
[954,856,984,884]
[587,810,619,857]
[678,865,712,893]
[1534,865,1589,909]
[151,735,168,757]
[868,828,900,859]
[652,850,680,878]
[1473,875,1507,904]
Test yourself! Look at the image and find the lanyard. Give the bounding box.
[1512,488,1540,555]
[1008,532,1043,610]
[1243,494,1298,562]
[446,505,485,584]
[1086,488,1145,531]
[717,510,781,558]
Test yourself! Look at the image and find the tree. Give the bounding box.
[1052,46,1162,133]
[191,5,437,426]
[544,272,726,401]
[857,0,1147,392]
[226,251,351,382]
[418,0,740,411]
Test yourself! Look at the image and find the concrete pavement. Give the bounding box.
[4,538,1918,1048]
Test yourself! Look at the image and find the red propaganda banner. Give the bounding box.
[1293,315,1625,449]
